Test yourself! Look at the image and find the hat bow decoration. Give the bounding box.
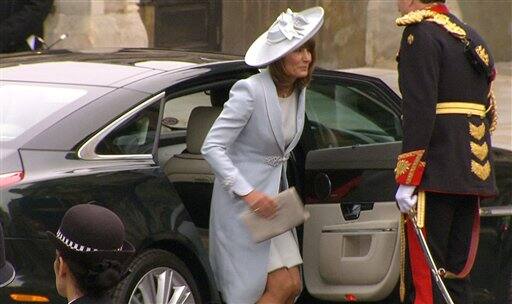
[244,6,324,66]
[267,9,309,44]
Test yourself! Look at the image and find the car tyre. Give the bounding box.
[112,249,202,304]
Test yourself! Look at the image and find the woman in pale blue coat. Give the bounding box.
[201,7,324,304]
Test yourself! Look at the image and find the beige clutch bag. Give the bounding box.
[240,187,310,243]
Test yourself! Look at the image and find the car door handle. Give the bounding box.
[341,203,362,221]
[340,202,375,221]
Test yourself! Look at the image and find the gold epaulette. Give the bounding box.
[396,9,466,39]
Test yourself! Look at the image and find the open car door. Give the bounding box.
[300,71,403,302]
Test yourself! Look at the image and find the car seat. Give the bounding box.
[164,106,222,228]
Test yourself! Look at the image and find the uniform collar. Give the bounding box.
[427,3,450,14]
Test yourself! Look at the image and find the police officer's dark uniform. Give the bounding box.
[394,3,497,303]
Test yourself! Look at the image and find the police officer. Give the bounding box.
[48,204,135,304]
[394,1,497,303]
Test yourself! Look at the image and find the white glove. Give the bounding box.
[395,184,417,213]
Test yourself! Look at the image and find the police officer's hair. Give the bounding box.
[59,251,123,298]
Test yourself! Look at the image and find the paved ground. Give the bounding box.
[342,62,512,151]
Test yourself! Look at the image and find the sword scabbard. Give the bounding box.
[417,190,426,228]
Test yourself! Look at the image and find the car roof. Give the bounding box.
[0,48,241,67]
[341,67,401,96]
[0,61,161,86]
[0,48,244,87]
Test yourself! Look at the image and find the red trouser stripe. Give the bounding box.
[407,221,433,304]
[449,199,481,279]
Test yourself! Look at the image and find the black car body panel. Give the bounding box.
[124,61,256,94]
[1,148,218,303]
[22,88,151,151]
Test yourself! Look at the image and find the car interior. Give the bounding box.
[159,85,232,231]
[154,78,403,302]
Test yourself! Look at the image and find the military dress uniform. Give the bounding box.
[394,3,497,304]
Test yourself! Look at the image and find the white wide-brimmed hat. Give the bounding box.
[245,7,324,67]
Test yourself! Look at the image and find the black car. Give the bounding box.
[0,49,510,304]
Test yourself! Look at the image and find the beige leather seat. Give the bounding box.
[164,106,222,228]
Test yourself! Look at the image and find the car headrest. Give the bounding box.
[187,106,222,154]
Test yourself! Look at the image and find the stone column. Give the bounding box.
[457,0,511,61]
[365,1,402,68]
[44,0,148,51]
[365,0,463,68]
[317,0,369,69]
[221,0,368,70]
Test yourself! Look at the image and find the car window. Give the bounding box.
[0,83,87,142]
[161,91,211,134]
[95,102,160,155]
[156,91,213,164]
[305,79,402,149]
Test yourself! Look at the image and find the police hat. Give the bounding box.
[47,204,135,265]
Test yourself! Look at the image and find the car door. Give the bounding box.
[301,71,403,302]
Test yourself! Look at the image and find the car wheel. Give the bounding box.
[113,249,202,304]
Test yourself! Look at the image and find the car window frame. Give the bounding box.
[154,79,245,162]
[77,92,165,161]
[302,72,403,153]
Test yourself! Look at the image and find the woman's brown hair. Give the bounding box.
[268,38,316,91]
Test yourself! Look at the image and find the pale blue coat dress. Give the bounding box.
[201,69,305,303]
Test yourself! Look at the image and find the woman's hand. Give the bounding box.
[242,190,278,219]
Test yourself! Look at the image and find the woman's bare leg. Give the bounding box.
[285,266,302,304]
[257,267,297,304]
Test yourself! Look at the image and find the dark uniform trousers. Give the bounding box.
[394,3,497,304]
[404,193,479,304]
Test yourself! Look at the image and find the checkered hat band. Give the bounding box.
[56,230,122,252]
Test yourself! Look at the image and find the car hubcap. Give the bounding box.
[129,267,196,304]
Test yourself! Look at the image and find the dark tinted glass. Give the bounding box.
[306,79,402,149]
[96,103,160,155]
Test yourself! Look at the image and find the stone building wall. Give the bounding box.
[221,0,511,69]
[458,0,511,62]
[41,0,510,68]
[44,0,148,51]
[221,0,369,70]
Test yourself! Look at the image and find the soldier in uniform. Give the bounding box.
[393,0,498,303]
